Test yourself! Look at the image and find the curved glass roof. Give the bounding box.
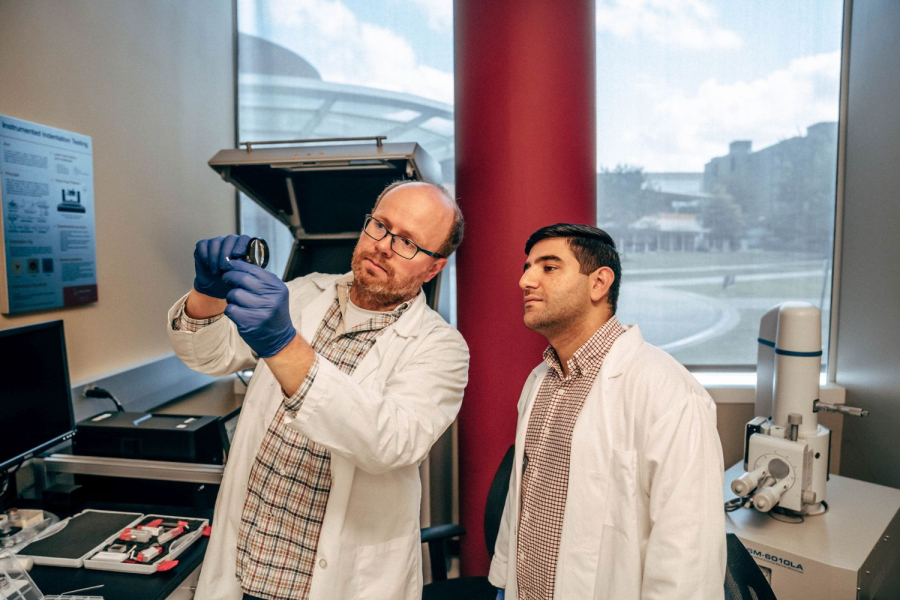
[239,74,454,180]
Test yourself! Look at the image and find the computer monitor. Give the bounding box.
[0,321,76,473]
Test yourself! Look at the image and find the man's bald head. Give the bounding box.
[372,181,464,257]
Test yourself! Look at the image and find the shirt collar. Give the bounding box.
[542,316,624,378]
[336,280,411,334]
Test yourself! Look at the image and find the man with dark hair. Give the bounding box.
[489,223,726,600]
[168,181,468,600]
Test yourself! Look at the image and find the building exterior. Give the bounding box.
[623,212,708,253]
[703,122,838,252]
[598,170,710,253]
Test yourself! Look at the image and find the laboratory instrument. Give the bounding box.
[725,463,900,599]
[74,412,224,465]
[731,302,869,515]
[208,137,445,310]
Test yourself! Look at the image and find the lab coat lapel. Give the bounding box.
[296,275,341,343]
[600,324,644,379]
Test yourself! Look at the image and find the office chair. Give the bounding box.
[724,533,778,600]
[421,444,515,600]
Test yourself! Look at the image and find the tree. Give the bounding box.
[597,165,664,225]
[700,189,744,251]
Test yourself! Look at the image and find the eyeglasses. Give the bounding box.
[362,215,444,260]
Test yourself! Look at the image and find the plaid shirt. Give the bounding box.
[175,284,408,599]
[516,317,625,600]
[171,304,222,332]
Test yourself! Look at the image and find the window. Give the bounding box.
[236,0,455,319]
[236,1,844,368]
[596,0,844,367]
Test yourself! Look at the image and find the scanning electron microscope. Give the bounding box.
[731,302,868,515]
[725,302,900,599]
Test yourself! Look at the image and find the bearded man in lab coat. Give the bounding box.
[167,181,469,600]
[489,223,726,600]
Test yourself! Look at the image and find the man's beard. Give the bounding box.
[523,280,590,335]
[524,301,582,334]
[351,248,424,309]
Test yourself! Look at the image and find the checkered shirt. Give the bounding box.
[516,317,625,600]
[171,304,222,332]
[174,285,408,600]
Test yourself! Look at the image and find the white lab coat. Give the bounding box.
[488,325,726,600]
[167,272,469,600]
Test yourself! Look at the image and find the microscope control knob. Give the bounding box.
[753,486,783,513]
[731,477,752,497]
[731,468,767,497]
[802,490,817,505]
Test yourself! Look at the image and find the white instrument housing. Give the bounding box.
[735,302,832,515]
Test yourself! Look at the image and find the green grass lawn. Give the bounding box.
[620,251,834,366]
[671,309,766,365]
[671,307,833,366]
[621,250,828,270]
[665,276,827,299]
[622,251,830,284]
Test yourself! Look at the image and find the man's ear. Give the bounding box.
[424,257,448,282]
[590,266,615,304]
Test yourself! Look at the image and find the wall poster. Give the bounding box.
[0,115,97,314]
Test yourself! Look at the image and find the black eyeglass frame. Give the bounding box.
[362,214,445,260]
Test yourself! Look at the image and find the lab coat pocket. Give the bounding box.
[603,448,637,535]
[595,450,642,599]
[559,466,606,597]
[356,531,420,600]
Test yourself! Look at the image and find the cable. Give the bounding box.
[83,386,125,412]
[724,491,826,522]
[58,585,105,596]
[768,507,804,524]
[0,459,24,503]
[724,495,754,512]
[725,482,760,512]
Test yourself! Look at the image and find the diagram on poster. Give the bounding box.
[0,115,97,314]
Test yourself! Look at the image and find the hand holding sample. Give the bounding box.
[221,260,296,358]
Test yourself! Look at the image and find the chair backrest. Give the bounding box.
[483,444,516,558]
[724,533,778,600]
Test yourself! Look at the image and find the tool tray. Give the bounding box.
[83,513,208,575]
[16,510,207,574]
[16,510,141,568]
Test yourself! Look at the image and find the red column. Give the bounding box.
[454,0,597,576]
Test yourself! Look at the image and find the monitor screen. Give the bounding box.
[0,321,76,471]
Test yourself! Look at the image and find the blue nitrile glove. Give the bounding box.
[496,590,504,600]
[193,235,252,299]
[221,260,296,358]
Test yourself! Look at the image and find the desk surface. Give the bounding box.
[154,378,244,419]
[28,503,212,600]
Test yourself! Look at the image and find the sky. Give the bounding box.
[238,0,845,173]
